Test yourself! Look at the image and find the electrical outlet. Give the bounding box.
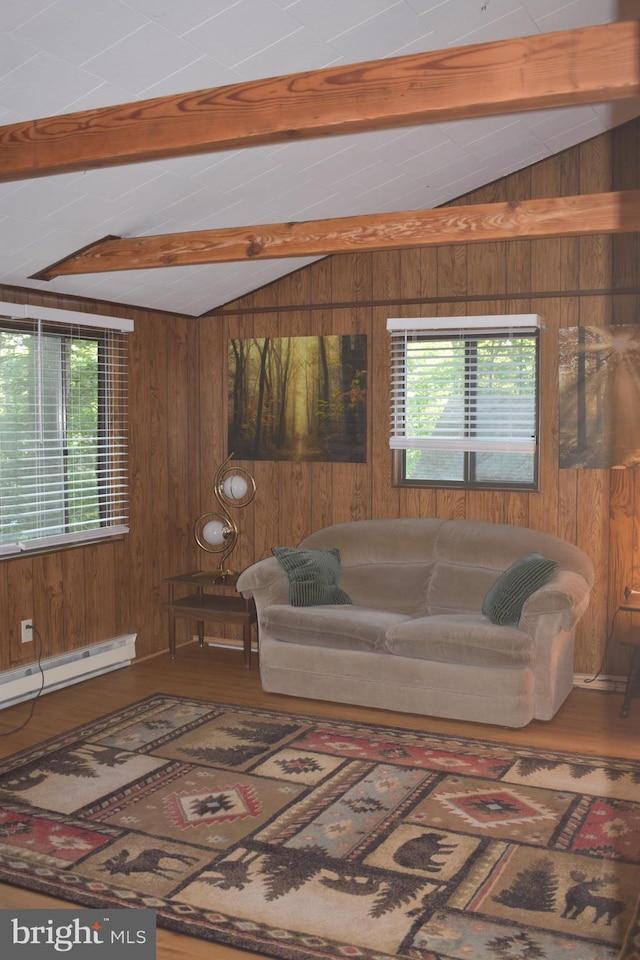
[21,619,33,643]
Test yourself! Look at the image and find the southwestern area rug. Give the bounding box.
[0,694,638,960]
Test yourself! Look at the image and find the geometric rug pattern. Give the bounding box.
[0,694,638,960]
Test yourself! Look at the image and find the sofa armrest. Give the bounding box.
[518,570,591,721]
[236,557,290,609]
[520,569,591,632]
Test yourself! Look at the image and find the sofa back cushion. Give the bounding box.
[301,518,444,615]
[298,517,594,618]
[340,563,434,616]
[427,561,503,615]
[428,518,593,615]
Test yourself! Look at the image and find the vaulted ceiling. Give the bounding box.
[1,0,639,317]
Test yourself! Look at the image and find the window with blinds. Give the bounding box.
[387,315,540,489]
[0,302,132,557]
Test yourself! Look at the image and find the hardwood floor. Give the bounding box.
[0,641,638,960]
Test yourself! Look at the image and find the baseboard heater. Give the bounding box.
[0,634,137,709]
[573,671,626,692]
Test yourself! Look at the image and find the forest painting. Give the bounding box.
[559,326,640,468]
[228,334,367,462]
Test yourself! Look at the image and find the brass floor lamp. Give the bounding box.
[193,454,256,578]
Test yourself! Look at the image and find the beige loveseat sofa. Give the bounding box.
[236,518,594,728]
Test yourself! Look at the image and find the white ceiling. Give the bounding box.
[0,0,639,317]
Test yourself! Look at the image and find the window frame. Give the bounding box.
[0,301,132,559]
[388,315,541,492]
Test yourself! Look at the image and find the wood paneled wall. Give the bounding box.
[1,119,638,681]
[202,118,640,676]
[0,290,201,669]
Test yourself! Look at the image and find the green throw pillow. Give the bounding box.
[272,546,352,607]
[482,552,558,625]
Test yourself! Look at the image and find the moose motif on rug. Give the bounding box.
[562,872,626,926]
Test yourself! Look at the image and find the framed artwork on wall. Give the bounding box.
[228,334,367,462]
[559,325,640,469]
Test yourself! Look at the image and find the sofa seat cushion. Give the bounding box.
[261,604,409,652]
[384,614,533,667]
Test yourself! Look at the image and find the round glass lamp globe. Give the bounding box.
[222,474,248,500]
[202,519,226,546]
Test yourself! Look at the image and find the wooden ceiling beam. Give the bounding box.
[32,190,640,278]
[2,21,639,183]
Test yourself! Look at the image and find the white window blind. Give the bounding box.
[387,315,539,455]
[0,302,132,557]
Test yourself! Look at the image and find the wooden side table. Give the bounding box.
[163,572,257,669]
[618,596,640,718]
